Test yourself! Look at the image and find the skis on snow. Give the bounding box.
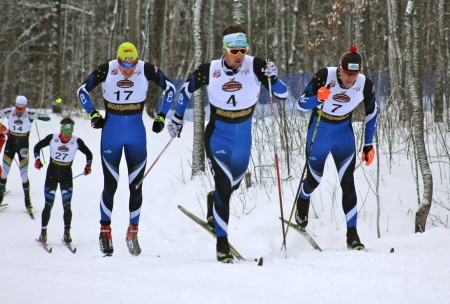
[62,240,77,253]
[280,218,322,251]
[178,205,263,265]
[36,239,53,253]
[35,239,77,254]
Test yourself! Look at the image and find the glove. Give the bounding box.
[361,144,375,166]
[84,164,92,175]
[317,86,331,102]
[167,113,184,138]
[35,159,43,170]
[90,110,105,129]
[152,113,166,133]
[263,61,278,78]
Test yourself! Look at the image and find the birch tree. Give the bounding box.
[191,0,206,176]
[404,0,433,232]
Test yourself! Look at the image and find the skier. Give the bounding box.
[165,24,288,262]
[0,95,51,213]
[77,42,176,256]
[295,46,378,250]
[34,117,93,246]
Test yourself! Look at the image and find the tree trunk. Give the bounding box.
[404,0,433,233]
[192,0,206,176]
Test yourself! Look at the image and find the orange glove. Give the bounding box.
[317,86,331,102]
[361,145,375,166]
[84,165,92,175]
[35,159,43,170]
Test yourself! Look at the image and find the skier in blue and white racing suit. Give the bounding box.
[164,24,288,262]
[295,46,378,250]
[77,42,176,256]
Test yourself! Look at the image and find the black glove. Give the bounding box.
[90,110,105,129]
[152,113,166,133]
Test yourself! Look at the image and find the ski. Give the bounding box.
[62,239,77,254]
[178,205,258,263]
[36,239,52,253]
[280,218,322,251]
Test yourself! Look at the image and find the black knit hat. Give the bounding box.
[339,46,362,74]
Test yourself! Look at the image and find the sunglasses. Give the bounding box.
[15,106,25,111]
[118,57,138,68]
[61,128,73,135]
[225,47,249,56]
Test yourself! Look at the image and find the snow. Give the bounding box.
[0,113,449,304]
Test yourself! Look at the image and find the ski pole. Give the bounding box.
[266,60,287,256]
[55,98,91,120]
[34,120,47,164]
[135,137,175,189]
[72,172,86,180]
[283,84,331,241]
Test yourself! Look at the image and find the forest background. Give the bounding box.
[0,0,448,232]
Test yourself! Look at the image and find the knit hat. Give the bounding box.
[117,42,139,67]
[15,95,28,107]
[223,33,248,49]
[339,46,362,74]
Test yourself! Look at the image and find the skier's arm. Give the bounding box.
[362,79,378,145]
[173,63,211,117]
[144,63,177,116]
[76,138,93,166]
[77,63,109,113]
[296,68,328,111]
[33,134,53,160]
[253,57,288,99]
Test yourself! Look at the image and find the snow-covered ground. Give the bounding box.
[0,112,449,304]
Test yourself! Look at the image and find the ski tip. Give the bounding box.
[257,257,263,266]
[73,247,77,254]
[49,247,53,253]
[390,247,394,253]
[103,253,113,257]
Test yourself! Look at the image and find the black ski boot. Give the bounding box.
[63,228,72,245]
[346,227,365,250]
[206,191,215,231]
[295,196,310,228]
[39,228,47,244]
[125,224,141,256]
[25,196,33,212]
[216,236,234,263]
[99,225,114,255]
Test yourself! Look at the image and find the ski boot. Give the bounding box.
[25,196,33,212]
[295,196,310,229]
[38,228,47,244]
[99,224,114,255]
[206,191,215,231]
[63,228,72,245]
[346,227,365,250]
[216,236,234,263]
[125,224,141,256]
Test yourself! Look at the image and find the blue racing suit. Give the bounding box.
[296,67,377,228]
[77,60,175,226]
[174,56,288,237]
